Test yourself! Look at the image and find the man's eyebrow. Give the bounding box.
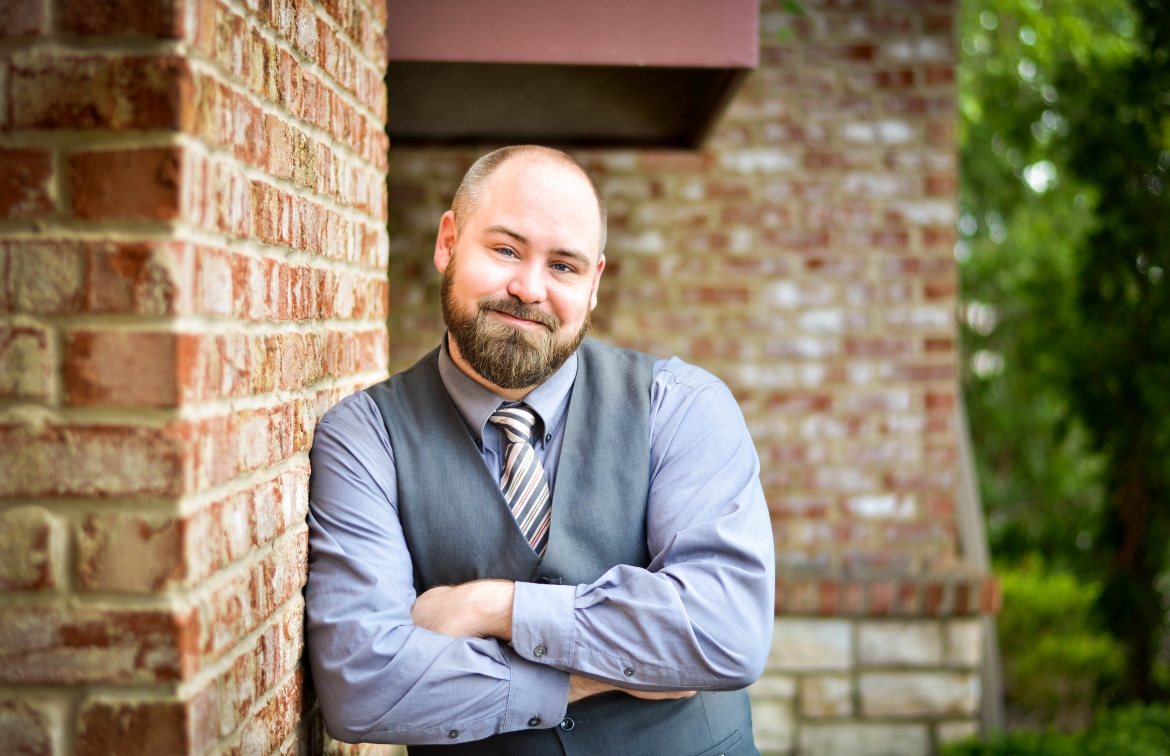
[485,225,593,268]
[549,247,592,267]
[485,225,528,245]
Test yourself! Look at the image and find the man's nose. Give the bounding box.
[506,260,547,304]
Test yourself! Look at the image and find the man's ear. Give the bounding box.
[434,211,457,274]
[589,254,606,311]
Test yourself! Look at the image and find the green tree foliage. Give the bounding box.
[959,0,1170,699]
[943,704,1170,755]
[998,561,1124,729]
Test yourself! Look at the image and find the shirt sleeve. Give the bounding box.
[510,360,776,690]
[304,391,570,745]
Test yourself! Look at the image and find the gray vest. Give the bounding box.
[366,338,757,756]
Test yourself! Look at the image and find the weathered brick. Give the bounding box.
[10,55,192,131]
[800,723,929,756]
[800,675,853,718]
[0,423,183,498]
[0,1,386,754]
[77,699,187,756]
[71,148,183,220]
[0,506,64,591]
[945,619,983,668]
[65,330,178,407]
[0,147,54,219]
[78,513,184,592]
[768,619,852,671]
[0,605,196,683]
[0,699,61,756]
[0,0,44,37]
[0,325,51,399]
[858,621,943,667]
[60,0,181,37]
[751,698,795,753]
[859,672,980,718]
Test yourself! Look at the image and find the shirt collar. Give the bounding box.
[437,334,578,444]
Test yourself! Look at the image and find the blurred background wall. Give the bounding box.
[383,1,997,753]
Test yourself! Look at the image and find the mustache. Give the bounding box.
[479,298,560,331]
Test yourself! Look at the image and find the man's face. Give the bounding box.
[435,156,605,390]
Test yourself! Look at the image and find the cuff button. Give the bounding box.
[533,645,546,657]
[447,730,459,739]
[623,667,634,677]
[560,717,575,731]
[528,717,541,727]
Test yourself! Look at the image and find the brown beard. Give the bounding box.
[441,265,590,390]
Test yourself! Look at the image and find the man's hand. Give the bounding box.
[413,582,697,704]
[568,674,696,704]
[411,579,515,640]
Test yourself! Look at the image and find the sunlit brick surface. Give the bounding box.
[0,0,393,753]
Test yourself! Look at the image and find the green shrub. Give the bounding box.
[942,705,1170,756]
[997,560,1124,729]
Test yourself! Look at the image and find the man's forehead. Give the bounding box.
[474,156,602,245]
[484,154,596,202]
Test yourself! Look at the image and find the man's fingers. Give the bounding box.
[625,689,696,700]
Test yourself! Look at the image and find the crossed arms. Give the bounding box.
[305,363,775,745]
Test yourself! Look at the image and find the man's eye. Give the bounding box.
[497,247,517,257]
[552,263,573,273]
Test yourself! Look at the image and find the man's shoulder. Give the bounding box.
[652,356,727,394]
[317,389,385,439]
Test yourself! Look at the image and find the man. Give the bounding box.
[306,145,775,755]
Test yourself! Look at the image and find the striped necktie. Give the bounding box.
[488,403,552,557]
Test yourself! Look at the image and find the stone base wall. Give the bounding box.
[751,618,984,756]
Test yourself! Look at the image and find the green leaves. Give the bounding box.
[962,0,1170,703]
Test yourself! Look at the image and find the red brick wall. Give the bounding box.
[0,0,390,754]
[386,0,981,605]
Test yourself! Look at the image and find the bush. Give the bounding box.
[997,560,1124,729]
[943,705,1170,756]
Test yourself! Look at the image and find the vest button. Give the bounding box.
[528,717,541,727]
[560,717,575,731]
[623,667,634,677]
[447,730,459,739]
[534,645,546,657]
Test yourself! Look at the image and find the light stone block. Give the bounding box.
[799,723,929,756]
[800,675,853,718]
[859,673,980,718]
[769,619,852,672]
[945,619,983,668]
[858,621,942,667]
[936,720,979,745]
[752,698,795,754]
[750,673,797,700]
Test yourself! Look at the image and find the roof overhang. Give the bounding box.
[384,0,759,149]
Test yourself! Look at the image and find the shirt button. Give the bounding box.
[545,433,551,442]
[623,667,634,677]
[534,645,546,657]
[447,730,459,739]
[560,717,575,731]
[528,717,541,727]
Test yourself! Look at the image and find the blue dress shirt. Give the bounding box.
[305,339,775,745]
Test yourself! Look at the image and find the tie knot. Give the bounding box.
[489,403,539,444]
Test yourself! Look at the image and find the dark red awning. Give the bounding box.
[384,0,758,148]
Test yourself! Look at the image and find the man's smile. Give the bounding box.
[484,305,556,331]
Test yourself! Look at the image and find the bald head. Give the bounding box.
[451,145,608,255]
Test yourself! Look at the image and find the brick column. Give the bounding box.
[0,1,390,754]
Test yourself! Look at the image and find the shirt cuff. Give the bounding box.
[504,645,570,731]
[511,581,576,668]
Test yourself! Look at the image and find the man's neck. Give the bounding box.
[445,333,535,401]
